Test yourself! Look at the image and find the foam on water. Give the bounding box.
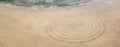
[0,0,119,10]
[0,0,91,7]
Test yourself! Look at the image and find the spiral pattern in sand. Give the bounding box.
[46,15,104,43]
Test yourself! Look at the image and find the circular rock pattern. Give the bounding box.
[46,15,104,43]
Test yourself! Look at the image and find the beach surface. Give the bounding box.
[0,0,120,47]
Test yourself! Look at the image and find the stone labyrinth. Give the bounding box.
[46,15,104,43]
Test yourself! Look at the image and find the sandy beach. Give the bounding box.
[0,0,120,47]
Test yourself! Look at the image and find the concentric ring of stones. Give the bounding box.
[46,15,104,43]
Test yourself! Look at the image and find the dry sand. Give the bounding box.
[0,0,120,47]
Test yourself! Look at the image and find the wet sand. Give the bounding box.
[0,0,120,47]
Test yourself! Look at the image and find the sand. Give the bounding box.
[0,0,120,47]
